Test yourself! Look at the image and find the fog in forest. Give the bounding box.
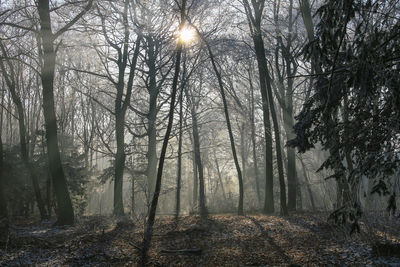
[0,0,399,265]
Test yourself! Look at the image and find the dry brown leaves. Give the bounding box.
[0,212,399,266]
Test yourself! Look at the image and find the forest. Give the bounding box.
[0,0,399,266]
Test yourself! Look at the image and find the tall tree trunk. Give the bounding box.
[114,111,125,216]
[175,80,184,221]
[141,2,186,263]
[46,173,52,217]
[282,0,298,211]
[249,74,261,205]
[266,73,288,215]
[285,116,297,211]
[113,3,142,216]
[299,0,351,210]
[146,36,159,199]
[191,136,198,211]
[243,0,287,215]
[37,0,74,225]
[201,34,244,215]
[240,122,247,206]
[242,1,275,213]
[185,86,207,217]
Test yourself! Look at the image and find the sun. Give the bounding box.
[179,27,196,43]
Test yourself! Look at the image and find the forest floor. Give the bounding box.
[1,212,400,266]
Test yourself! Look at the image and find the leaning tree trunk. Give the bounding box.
[141,1,186,263]
[38,0,74,225]
[201,34,244,216]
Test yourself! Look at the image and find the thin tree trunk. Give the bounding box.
[0,44,47,219]
[243,0,286,214]
[249,74,261,205]
[266,74,288,215]
[214,151,227,201]
[185,86,207,217]
[175,79,184,221]
[248,26,276,213]
[240,122,247,205]
[200,33,244,215]
[274,0,297,211]
[141,2,186,263]
[186,124,198,212]
[0,89,6,222]
[191,137,198,210]
[131,174,135,216]
[242,1,275,213]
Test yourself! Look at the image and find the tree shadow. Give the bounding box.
[247,216,298,266]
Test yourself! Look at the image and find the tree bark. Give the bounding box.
[249,74,261,205]
[242,1,274,213]
[111,1,142,216]
[37,0,75,225]
[243,0,287,215]
[175,73,185,220]
[185,86,207,217]
[145,35,159,199]
[141,1,186,263]
[201,34,244,216]
[276,0,297,211]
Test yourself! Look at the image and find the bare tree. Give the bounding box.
[36,0,93,225]
[243,0,288,215]
[94,0,142,216]
[192,26,245,215]
[0,41,47,219]
[141,0,187,263]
